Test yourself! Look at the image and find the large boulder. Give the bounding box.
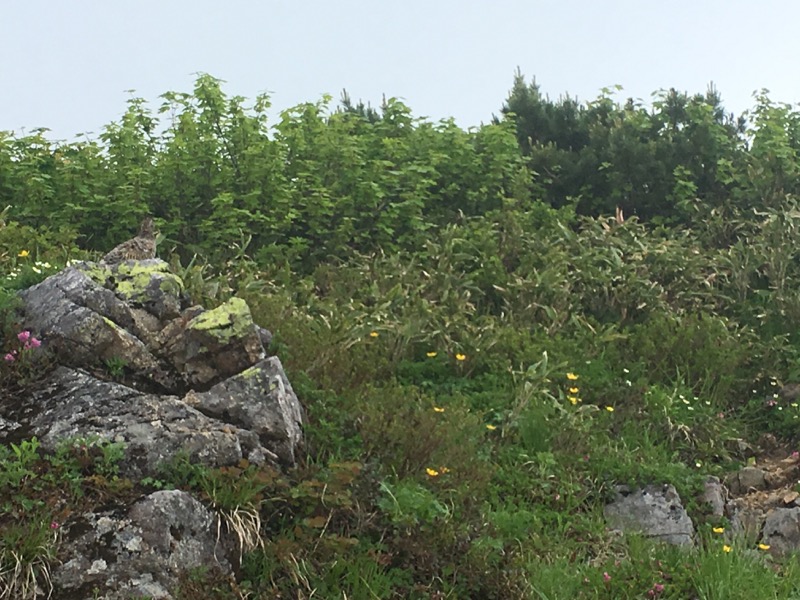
[29,367,278,477]
[761,507,800,557]
[1,258,305,598]
[17,261,180,390]
[17,260,277,393]
[12,259,303,472]
[158,296,267,387]
[54,490,231,599]
[604,484,695,546]
[184,357,304,465]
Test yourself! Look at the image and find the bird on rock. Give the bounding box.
[101,217,157,264]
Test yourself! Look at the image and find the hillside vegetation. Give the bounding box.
[3,73,800,598]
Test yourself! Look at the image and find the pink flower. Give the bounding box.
[25,337,41,349]
[50,521,59,529]
[653,583,664,593]
[602,572,611,582]
[3,353,14,362]
[17,330,30,343]
[792,451,800,460]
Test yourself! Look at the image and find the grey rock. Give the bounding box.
[604,484,695,546]
[54,490,232,599]
[96,259,184,321]
[761,507,800,557]
[158,297,266,388]
[257,325,273,350]
[30,367,277,478]
[0,416,21,437]
[17,263,178,390]
[4,259,305,595]
[699,476,727,517]
[727,498,765,545]
[184,357,304,465]
[728,466,768,495]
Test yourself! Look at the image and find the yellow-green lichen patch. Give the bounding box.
[239,365,260,379]
[112,263,184,301]
[77,261,184,301]
[101,316,123,332]
[80,263,113,285]
[189,297,253,343]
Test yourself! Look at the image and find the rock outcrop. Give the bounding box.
[0,258,304,598]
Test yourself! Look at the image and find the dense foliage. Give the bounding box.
[3,73,800,598]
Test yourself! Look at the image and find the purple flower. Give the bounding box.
[17,330,30,343]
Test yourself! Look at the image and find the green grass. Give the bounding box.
[5,212,800,598]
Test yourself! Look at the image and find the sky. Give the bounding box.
[3,0,800,141]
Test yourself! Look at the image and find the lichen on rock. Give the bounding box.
[5,256,301,597]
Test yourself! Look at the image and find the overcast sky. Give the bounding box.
[3,1,800,141]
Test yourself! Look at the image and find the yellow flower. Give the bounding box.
[426,351,437,358]
[566,373,579,381]
[712,527,724,534]
[439,467,450,474]
[758,543,771,550]
[569,387,579,394]
[18,250,29,257]
[426,467,439,477]
[485,424,497,431]
[369,331,379,338]
[722,545,732,553]
[568,396,579,405]
[455,353,467,361]
[433,406,445,413]
[605,406,614,412]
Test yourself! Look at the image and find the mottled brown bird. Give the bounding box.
[102,217,157,264]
